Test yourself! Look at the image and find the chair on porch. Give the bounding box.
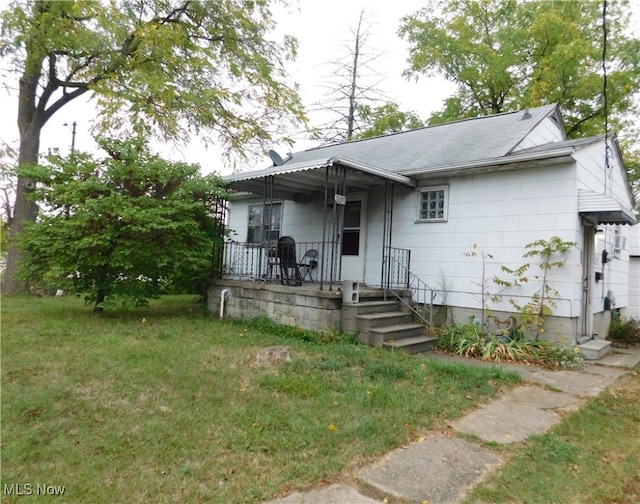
[277,236,302,286]
[298,249,318,282]
[265,240,279,281]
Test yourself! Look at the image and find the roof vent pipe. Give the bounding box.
[522,108,532,120]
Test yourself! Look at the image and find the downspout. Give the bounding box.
[219,289,229,319]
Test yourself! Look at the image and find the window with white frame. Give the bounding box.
[417,186,448,222]
[247,202,282,243]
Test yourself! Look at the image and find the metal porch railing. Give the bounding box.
[382,246,438,328]
[216,240,332,284]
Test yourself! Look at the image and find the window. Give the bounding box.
[342,200,361,256]
[247,202,282,243]
[417,186,448,222]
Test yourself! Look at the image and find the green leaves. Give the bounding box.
[355,102,425,140]
[17,137,228,308]
[2,0,306,158]
[496,237,576,339]
[400,0,640,139]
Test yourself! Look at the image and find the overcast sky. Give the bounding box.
[0,0,457,176]
[1,0,637,176]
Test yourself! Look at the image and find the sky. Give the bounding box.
[0,0,455,176]
[2,1,637,177]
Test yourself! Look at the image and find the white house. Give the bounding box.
[628,223,640,319]
[216,104,637,347]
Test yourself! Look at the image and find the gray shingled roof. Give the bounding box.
[226,104,569,200]
[273,103,561,174]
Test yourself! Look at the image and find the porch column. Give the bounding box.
[321,164,347,290]
[381,181,394,291]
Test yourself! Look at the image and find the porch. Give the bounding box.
[212,157,435,351]
[215,240,413,289]
[207,277,436,353]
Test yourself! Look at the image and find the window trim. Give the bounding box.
[247,201,282,243]
[416,185,449,223]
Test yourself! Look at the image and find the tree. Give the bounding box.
[496,237,576,340]
[0,142,16,272]
[0,0,305,293]
[355,102,424,139]
[0,141,17,227]
[399,0,640,138]
[312,9,387,143]
[17,137,227,309]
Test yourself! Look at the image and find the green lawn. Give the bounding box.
[467,368,640,504]
[1,295,519,503]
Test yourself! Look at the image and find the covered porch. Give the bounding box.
[214,156,417,292]
[209,157,432,345]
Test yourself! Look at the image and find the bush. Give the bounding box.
[608,317,640,347]
[436,324,583,370]
[536,344,585,371]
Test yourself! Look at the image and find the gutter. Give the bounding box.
[331,156,417,188]
[398,148,576,178]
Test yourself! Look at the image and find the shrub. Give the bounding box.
[536,344,585,371]
[436,324,583,370]
[608,317,640,347]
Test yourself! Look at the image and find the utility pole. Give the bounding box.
[64,121,77,153]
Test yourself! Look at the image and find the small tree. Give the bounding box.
[17,137,227,310]
[497,236,576,340]
[464,243,504,333]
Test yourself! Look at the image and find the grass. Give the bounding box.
[466,368,640,504]
[1,295,520,503]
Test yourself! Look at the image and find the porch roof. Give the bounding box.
[578,190,637,225]
[226,156,416,201]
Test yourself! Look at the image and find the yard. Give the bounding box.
[1,295,518,503]
[2,295,638,503]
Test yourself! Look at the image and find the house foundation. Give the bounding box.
[208,279,344,332]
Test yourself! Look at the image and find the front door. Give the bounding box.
[341,195,367,283]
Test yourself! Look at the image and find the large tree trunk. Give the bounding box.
[3,69,44,293]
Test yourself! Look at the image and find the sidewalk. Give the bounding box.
[265,347,640,504]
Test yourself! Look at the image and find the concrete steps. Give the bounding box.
[578,339,612,360]
[341,290,435,355]
[383,335,436,354]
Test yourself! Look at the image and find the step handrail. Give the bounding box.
[382,248,438,328]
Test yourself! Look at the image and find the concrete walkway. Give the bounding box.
[266,347,640,504]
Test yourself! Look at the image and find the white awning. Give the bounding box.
[225,157,415,201]
[578,190,637,225]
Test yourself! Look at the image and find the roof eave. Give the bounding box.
[399,148,576,178]
[332,157,416,188]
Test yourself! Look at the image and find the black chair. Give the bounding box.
[264,240,279,281]
[277,236,302,286]
[298,249,318,281]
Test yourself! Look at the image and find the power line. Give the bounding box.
[602,0,610,173]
